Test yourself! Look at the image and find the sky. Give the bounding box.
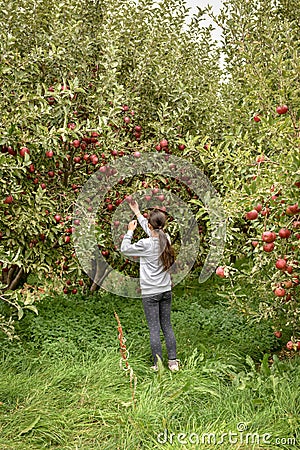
[185,0,223,14]
[184,0,224,42]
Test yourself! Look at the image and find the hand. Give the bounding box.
[129,200,140,215]
[128,219,137,231]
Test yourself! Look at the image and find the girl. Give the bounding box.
[120,201,179,372]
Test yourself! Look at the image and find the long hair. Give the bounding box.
[149,209,175,272]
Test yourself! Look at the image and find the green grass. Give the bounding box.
[0,275,299,449]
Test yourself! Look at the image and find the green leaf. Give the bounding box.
[17,306,24,321]
[25,305,39,315]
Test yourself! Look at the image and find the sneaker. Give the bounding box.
[168,359,179,372]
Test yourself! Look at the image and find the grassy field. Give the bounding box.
[0,275,299,449]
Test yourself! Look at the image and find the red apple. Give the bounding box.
[286,204,299,215]
[155,144,162,151]
[133,151,141,158]
[216,266,225,278]
[262,231,276,243]
[8,146,17,156]
[125,195,133,203]
[245,210,258,220]
[288,203,299,214]
[178,144,186,150]
[54,214,61,223]
[274,287,286,297]
[20,147,30,157]
[4,195,13,204]
[279,228,291,239]
[252,241,259,247]
[286,341,294,350]
[160,138,168,148]
[256,155,265,163]
[254,204,263,212]
[274,331,282,338]
[253,115,261,122]
[46,150,54,158]
[263,243,275,252]
[261,207,270,216]
[72,140,81,148]
[91,156,99,165]
[276,105,288,114]
[275,259,287,270]
[135,125,142,132]
[124,116,131,124]
[72,288,78,294]
[65,235,71,243]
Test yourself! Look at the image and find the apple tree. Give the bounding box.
[198,0,300,344]
[0,0,222,336]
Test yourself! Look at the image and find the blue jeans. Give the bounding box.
[142,290,177,365]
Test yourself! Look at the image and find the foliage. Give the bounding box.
[193,0,300,340]
[0,0,221,333]
[0,0,299,346]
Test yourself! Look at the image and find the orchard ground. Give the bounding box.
[0,271,299,450]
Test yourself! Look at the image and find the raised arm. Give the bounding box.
[129,200,151,237]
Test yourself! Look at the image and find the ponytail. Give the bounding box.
[149,209,175,272]
[157,229,175,272]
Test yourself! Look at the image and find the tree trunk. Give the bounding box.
[1,266,27,292]
[89,258,113,292]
